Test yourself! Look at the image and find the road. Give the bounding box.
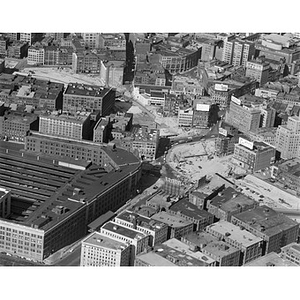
[0,253,43,266]
[54,245,81,266]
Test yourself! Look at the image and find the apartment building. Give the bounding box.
[80,232,131,266]
[206,220,263,265]
[231,205,299,255]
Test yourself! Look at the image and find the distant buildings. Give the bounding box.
[231,205,299,255]
[246,58,271,85]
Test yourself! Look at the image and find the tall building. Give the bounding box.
[231,205,299,255]
[0,188,11,218]
[20,33,32,45]
[275,116,300,159]
[80,232,131,266]
[27,46,45,65]
[39,112,91,140]
[81,33,101,49]
[63,83,115,115]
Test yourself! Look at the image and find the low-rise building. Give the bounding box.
[245,252,297,266]
[171,76,204,96]
[280,242,300,265]
[151,211,194,240]
[113,210,168,246]
[80,232,131,266]
[168,198,214,231]
[100,221,150,264]
[233,137,276,173]
[207,187,258,222]
[206,220,263,265]
[231,205,299,255]
[178,108,194,127]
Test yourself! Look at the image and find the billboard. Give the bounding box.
[231,95,241,105]
[219,127,228,136]
[239,137,254,150]
[215,83,228,91]
[196,104,210,111]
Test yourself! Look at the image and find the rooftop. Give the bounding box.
[206,220,263,247]
[40,112,91,124]
[101,221,147,240]
[82,232,129,251]
[203,240,240,257]
[169,198,214,220]
[151,211,193,228]
[64,83,110,98]
[181,231,218,248]
[135,251,176,266]
[245,252,296,266]
[233,205,299,237]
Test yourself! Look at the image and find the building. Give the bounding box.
[27,46,45,65]
[280,242,300,265]
[233,138,276,173]
[168,198,214,231]
[192,100,211,128]
[163,238,217,266]
[246,58,270,85]
[215,122,240,156]
[163,177,185,196]
[207,187,257,222]
[100,221,150,264]
[80,231,131,266]
[202,240,241,266]
[178,108,194,127]
[271,158,300,195]
[171,76,204,96]
[151,211,194,240]
[20,33,32,45]
[63,83,115,115]
[225,98,262,134]
[81,33,102,49]
[231,205,299,255]
[24,132,139,171]
[39,112,91,140]
[100,61,125,88]
[113,210,168,246]
[0,188,11,218]
[245,251,297,266]
[72,51,102,74]
[7,41,28,59]
[0,111,39,142]
[206,220,263,265]
[44,46,60,65]
[0,146,141,262]
[93,117,110,143]
[134,250,177,266]
[0,59,4,73]
[275,116,300,159]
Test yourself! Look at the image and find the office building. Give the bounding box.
[151,211,194,240]
[231,205,299,255]
[206,220,263,265]
[168,198,214,231]
[63,83,115,115]
[171,76,204,96]
[280,242,300,265]
[93,117,110,143]
[7,40,28,59]
[207,187,257,222]
[81,33,102,49]
[0,145,141,262]
[233,138,276,173]
[275,116,300,159]
[39,112,91,140]
[80,231,131,266]
[113,210,168,246]
[72,51,102,74]
[178,108,194,127]
[27,46,45,65]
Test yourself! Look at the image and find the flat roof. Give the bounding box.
[82,232,129,251]
[182,231,218,247]
[40,112,91,124]
[245,252,296,266]
[203,241,240,257]
[64,83,110,98]
[101,221,147,240]
[169,198,214,220]
[88,211,115,230]
[136,251,176,266]
[207,220,263,247]
[163,238,216,265]
[233,205,299,237]
[151,211,193,228]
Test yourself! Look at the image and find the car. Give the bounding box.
[153,186,158,189]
